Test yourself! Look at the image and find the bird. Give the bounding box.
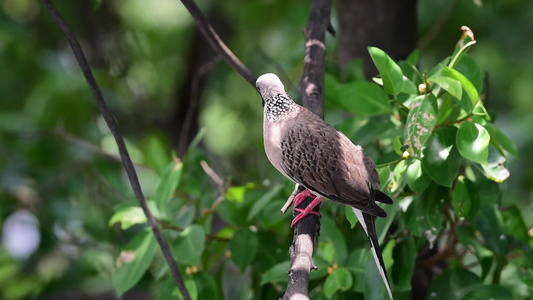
[256,73,394,299]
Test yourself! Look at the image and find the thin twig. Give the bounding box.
[178,56,222,155]
[179,0,256,87]
[40,1,190,299]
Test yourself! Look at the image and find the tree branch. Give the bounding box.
[283,1,331,299]
[40,1,191,299]
[179,0,256,87]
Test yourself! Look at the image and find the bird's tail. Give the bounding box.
[352,207,393,300]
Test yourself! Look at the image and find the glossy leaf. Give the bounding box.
[345,205,357,229]
[456,122,490,164]
[109,206,147,230]
[323,267,353,298]
[336,81,391,115]
[113,230,157,297]
[405,94,438,158]
[435,67,479,112]
[400,76,418,95]
[483,122,519,157]
[368,47,404,95]
[378,166,391,192]
[501,205,530,243]
[422,127,462,187]
[229,228,258,272]
[453,176,472,218]
[406,159,431,193]
[479,148,510,182]
[173,224,206,266]
[155,159,184,209]
[405,183,446,237]
[428,72,463,100]
[147,136,169,176]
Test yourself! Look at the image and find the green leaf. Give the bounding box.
[390,159,407,193]
[407,49,419,65]
[247,184,283,221]
[453,176,472,218]
[483,123,518,157]
[260,261,290,285]
[336,81,391,115]
[406,159,431,193]
[501,205,530,243]
[393,136,403,155]
[456,122,490,164]
[321,217,348,264]
[428,72,463,100]
[448,26,477,69]
[377,166,391,192]
[399,61,423,87]
[405,183,446,237]
[345,249,371,292]
[345,205,358,229]
[463,285,512,300]
[113,230,157,297]
[422,127,462,187]
[405,94,438,158]
[392,235,416,291]
[368,47,404,95]
[109,206,147,230]
[323,267,353,298]
[400,76,418,95]
[195,272,218,300]
[478,147,510,182]
[433,67,479,112]
[229,228,258,272]
[173,225,206,265]
[172,279,198,300]
[470,205,508,257]
[428,268,482,300]
[147,136,169,176]
[155,159,184,209]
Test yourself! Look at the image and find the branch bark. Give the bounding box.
[40,1,191,299]
[283,1,331,299]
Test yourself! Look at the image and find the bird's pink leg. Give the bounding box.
[291,189,322,227]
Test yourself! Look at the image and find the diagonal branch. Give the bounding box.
[40,1,190,299]
[283,0,331,299]
[180,0,256,87]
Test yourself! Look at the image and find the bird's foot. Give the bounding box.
[291,189,322,227]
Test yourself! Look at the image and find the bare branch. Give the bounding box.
[40,1,190,299]
[180,0,256,87]
[283,1,331,299]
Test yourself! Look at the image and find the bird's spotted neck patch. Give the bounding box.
[265,93,299,122]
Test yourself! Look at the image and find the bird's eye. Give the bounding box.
[256,86,260,91]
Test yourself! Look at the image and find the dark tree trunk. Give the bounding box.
[336,0,417,80]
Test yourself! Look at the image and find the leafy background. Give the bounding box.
[1,0,532,299]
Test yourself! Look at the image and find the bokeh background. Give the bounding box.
[1,0,532,299]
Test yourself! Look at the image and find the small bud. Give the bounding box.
[191,265,199,273]
[186,267,192,275]
[327,267,333,274]
[418,83,427,94]
[225,250,231,258]
[402,151,410,159]
[332,263,338,271]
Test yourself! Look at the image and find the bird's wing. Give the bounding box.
[279,108,386,217]
[352,207,394,300]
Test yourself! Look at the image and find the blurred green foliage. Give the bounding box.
[1,0,532,299]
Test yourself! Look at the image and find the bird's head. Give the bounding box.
[256,73,286,104]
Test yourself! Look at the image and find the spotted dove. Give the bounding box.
[256,73,394,299]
